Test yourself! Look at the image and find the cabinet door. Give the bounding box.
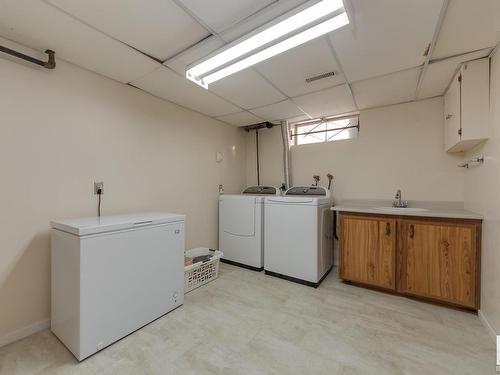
[461,58,490,142]
[444,71,461,151]
[400,220,479,309]
[340,215,396,290]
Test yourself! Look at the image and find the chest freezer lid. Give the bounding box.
[51,212,185,236]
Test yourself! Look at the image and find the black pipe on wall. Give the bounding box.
[0,46,56,69]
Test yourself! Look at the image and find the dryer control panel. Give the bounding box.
[242,186,278,195]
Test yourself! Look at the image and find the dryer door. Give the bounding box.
[220,196,256,236]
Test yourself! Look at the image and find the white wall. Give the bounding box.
[246,126,285,188]
[247,97,464,203]
[464,52,500,337]
[0,39,247,341]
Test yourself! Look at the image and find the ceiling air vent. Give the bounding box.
[305,71,336,83]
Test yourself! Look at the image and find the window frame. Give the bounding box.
[290,114,360,146]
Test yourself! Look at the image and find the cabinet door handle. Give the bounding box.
[409,224,414,239]
[458,128,462,136]
[445,114,452,120]
[385,222,391,237]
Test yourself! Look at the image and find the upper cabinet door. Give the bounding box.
[444,57,490,153]
[444,71,461,151]
[461,59,490,142]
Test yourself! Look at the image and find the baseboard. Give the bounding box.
[478,309,497,343]
[0,319,50,348]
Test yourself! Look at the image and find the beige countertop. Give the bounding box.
[331,199,483,220]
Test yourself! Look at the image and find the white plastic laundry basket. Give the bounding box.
[184,248,223,293]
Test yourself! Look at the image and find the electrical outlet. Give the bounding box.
[94,182,104,195]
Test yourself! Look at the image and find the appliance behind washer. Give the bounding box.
[219,186,278,271]
[264,186,333,287]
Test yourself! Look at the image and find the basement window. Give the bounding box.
[290,115,359,146]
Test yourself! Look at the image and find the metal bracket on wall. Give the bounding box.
[0,45,56,69]
[458,155,484,169]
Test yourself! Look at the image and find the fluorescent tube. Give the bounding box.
[186,0,344,80]
[203,12,349,85]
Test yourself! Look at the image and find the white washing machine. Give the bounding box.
[264,186,333,287]
[219,186,278,271]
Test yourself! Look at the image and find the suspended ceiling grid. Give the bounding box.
[0,0,498,126]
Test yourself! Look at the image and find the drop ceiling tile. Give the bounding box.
[46,0,210,61]
[0,0,159,83]
[220,0,307,42]
[216,111,263,127]
[165,36,224,76]
[178,0,275,34]
[131,66,240,117]
[330,0,444,82]
[351,68,420,110]
[418,50,493,99]
[292,84,357,118]
[256,37,345,97]
[433,0,500,59]
[209,69,286,109]
[250,100,305,122]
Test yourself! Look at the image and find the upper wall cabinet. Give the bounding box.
[444,58,490,152]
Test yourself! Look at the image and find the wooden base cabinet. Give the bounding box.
[339,213,481,310]
[340,215,396,290]
[399,219,480,309]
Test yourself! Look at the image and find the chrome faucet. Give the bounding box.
[393,189,408,208]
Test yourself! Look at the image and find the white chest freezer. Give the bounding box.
[50,212,185,361]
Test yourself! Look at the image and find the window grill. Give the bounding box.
[290,114,359,146]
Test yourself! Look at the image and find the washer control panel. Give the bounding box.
[285,186,328,196]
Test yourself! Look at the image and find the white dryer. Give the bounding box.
[219,186,278,271]
[264,186,333,287]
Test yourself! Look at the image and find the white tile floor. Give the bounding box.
[0,264,496,374]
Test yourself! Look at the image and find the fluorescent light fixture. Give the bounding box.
[204,13,349,85]
[186,0,347,88]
